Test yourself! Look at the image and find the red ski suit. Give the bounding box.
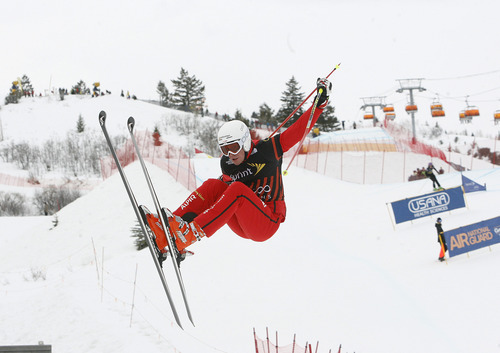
[173,104,325,242]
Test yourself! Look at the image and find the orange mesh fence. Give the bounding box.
[283,136,398,176]
[282,126,454,183]
[0,173,32,187]
[101,130,196,192]
[298,140,397,153]
[303,140,320,173]
[384,123,448,162]
[255,336,306,353]
[253,329,339,353]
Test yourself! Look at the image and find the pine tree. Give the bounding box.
[131,220,147,250]
[233,109,251,127]
[275,76,305,128]
[21,75,34,96]
[254,103,275,126]
[170,68,205,113]
[234,109,245,122]
[76,114,85,133]
[71,80,88,95]
[315,105,340,132]
[157,80,170,107]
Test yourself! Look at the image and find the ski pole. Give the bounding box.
[270,63,341,138]
[283,88,322,175]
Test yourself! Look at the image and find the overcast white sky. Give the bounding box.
[2,0,500,123]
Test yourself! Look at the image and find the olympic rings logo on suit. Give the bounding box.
[256,184,271,195]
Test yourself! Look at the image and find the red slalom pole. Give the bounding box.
[270,63,341,138]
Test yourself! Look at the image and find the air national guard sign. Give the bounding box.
[444,216,500,257]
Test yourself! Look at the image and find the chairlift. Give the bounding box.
[405,104,418,113]
[459,110,472,124]
[494,110,500,125]
[465,106,480,117]
[431,109,445,117]
[363,113,374,120]
[463,97,480,117]
[383,105,394,113]
[430,100,445,117]
[385,113,396,120]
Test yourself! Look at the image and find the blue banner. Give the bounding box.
[462,174,486,193]
[444,216,500,257]
[391,186,466,224]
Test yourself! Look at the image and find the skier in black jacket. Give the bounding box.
[424,162,442,189]
[436,217,447,261]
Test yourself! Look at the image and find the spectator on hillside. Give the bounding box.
[312,127,320,138]
[92,82,100,97]
[408,172,416,182]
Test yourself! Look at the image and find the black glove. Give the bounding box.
[315,78,332,107]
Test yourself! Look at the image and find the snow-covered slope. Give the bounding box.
[1,162,499,353]
[0,94,194,145]
[1,95,500,353]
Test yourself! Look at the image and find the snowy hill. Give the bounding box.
[0,94,192,145]
[1,95,500,353]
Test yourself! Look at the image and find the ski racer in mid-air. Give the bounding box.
[144,78,332,256]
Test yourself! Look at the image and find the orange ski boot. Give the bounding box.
[139,205,169,251]
[139,206,204,265]
[166,212,206,252]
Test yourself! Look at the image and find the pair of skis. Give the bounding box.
[98,111,193,329]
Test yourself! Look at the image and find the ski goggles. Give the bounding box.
[219,141,243,156]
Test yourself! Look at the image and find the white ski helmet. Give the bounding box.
[217,120,251,154]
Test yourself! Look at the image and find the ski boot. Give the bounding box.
[139,205,203,266]
[138,205,171,267]
[163,208,204,245]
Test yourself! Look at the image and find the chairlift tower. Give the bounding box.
[360,96,386,127]
[396,78,426,144]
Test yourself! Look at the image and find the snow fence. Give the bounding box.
[100,130,196,191]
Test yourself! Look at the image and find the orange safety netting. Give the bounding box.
[100,130,196,192]
[384,123,448,162]
[254,335,306,353]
